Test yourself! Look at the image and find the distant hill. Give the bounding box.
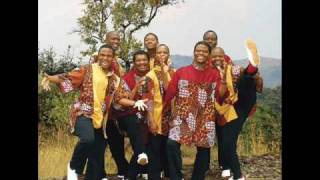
[170,55,281,88]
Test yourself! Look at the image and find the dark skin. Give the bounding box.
[203,32,218,48]
[144,34,158,58]
[105,31,121,51]
[41,47,115,90]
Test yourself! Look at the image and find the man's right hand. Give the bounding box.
[41,73,51,91]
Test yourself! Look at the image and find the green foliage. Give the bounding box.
[240,86,282,154]
[75,0,181,62]
[38,47,80,129]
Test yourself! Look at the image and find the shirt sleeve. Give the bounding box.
[113,80,131,104]
[163,70,179,106]
[58,66,87,93]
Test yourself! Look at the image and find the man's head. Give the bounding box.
[132,50,150,74]
[193,41,211,66]
[203,30,218,48]
[97,44,115,71]
[105,31,121,51]
[211,47,226,67]
[144,33,159,51]
[155,44,170,65]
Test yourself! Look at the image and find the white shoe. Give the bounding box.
[101,178,108,180]
[228,176,245,180]
[67,163,78,180]
[221,169,231,177]
[137,152,148,165]
[245,39,260,67]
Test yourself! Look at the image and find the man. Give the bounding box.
[111,50,153,180]
[41,44,121,180]
[203,30,233,65]
[211,40,263,180]
[164,41,224,180]
[141,44,174,180]
[104,31,128,76]
[144,33,159,70]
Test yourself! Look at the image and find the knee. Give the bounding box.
[166,139,179,151]
[80,135,95,146]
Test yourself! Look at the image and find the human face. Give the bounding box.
[194,44,210,65]
[156,46,169,64]
[98,48,114,71]
[144,34,158,50]
[105,33,120,50]
[134,54,149,74]
[211,48,225,67]
[204,32,217,48]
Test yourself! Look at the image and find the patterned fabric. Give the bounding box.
[164,65,221,148]
[144,66,175,135]
[169,80,217,147]
[58,64,120,138]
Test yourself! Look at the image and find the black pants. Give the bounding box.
[117,114,146,180]
[106,118,129,176]
[166,139,210,180]
[147,134,169,180]
[70,116,108,180]
[216,73,257,179]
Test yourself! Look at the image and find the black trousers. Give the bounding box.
[70,116,108,180]
[106,118,129,176]
[147,134,169,180]
[166,139,210,180]
[117,114,146,180]
[216,73,257,179]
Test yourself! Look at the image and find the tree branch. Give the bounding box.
[129,6,158,36]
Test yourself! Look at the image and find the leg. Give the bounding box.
[85,128,108,180]
[106,119,129,177]
[160,135,170,178]
[70,116,95,175]
[191,147,210,180]
[215,122,225,170]
[118,115,146,180]
[166,139,183,180]
[147,134,162,180]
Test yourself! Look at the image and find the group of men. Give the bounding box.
[41,30,263,180]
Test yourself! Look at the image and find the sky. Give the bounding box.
[38,0,281,60]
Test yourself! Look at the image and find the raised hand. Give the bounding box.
[41,73,51,91]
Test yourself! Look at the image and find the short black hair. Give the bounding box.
[144,32,159,42]
[193,41,212,53]
[203,30,218,41]
[98,44,115,56]
[132,50,150,62]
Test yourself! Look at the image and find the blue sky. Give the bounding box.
[38,0,281,60]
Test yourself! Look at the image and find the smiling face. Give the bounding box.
[155,45,170,65]
[133,53,150,75]
[203,31,218,48]
[144,34,158,50]
[211,47,225,67]
[98,47,114,71]
[105,32,120,50]
[193,43,210,66]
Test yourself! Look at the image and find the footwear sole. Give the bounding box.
[245,39,260,66]
[137,157,148,165]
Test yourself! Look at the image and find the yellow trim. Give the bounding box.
[215,64,238,122]
[146,66,169,134]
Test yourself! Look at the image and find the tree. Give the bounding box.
[74,0,182,66]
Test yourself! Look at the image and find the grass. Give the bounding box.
[38,124,280,179]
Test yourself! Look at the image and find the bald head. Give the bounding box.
[211,47,225,67]
[211,47,225,55]
[105,31,120,50]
